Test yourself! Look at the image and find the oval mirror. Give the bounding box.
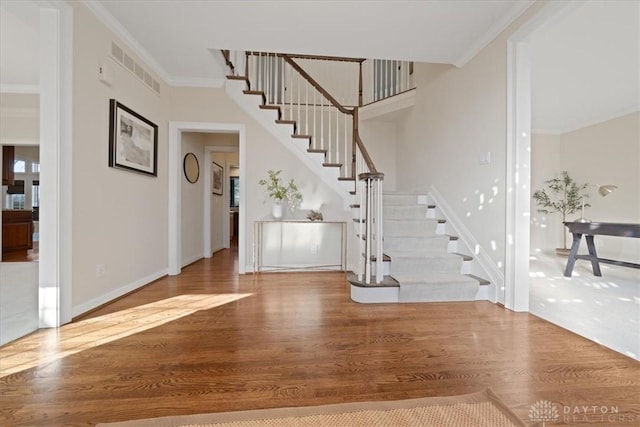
[183,152,199,183]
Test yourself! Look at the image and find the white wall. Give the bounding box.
[181,132,205,266]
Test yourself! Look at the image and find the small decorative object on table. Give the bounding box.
[259,169,303,219]
[307,210,323,222]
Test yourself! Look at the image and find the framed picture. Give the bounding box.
[212,162,223,195]
[109,99,158,176]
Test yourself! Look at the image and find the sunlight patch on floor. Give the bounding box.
[0,293,252,377]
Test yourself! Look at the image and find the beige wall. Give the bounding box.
[559,113,639,262]
[359,120,397,191]
[0,93,39,145]
[69,2,349,314]
[181,132,205,266]
[70,2,170,310]
[531,113,639,262]
[530,133,562,253]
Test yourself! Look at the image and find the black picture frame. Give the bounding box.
[212,162,223,195]
[109,99,158,176]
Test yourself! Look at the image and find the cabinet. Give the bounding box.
[2,145,15,186]
[2,210,33,254]
[253,220,346,272]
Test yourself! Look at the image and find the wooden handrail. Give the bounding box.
[247,51,365,63]
[354,108,377,175]
[282,55,353,115]
[220,50,235,75]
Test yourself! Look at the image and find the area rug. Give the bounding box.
[97,388,526,427]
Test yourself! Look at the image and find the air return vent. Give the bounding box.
[111,41,161,95]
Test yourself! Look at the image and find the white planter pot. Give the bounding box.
[272,200,283,219]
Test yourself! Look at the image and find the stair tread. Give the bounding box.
[276,120,296,125]
[346,272,399,288]
[323,163,342,167]
[338,177,355,181]
[292,134,312,139]
[227,75,248,81]
[350,204,361,208]
[466,274,490,286]
[451,252,473,261]
[307,148,327,154]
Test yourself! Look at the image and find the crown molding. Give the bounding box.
[80,0,172,86]
[453,0,536,68]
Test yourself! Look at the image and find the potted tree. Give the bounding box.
[532,171,589,255]
[259,169,303,219]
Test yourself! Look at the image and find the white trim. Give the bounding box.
[505,0,581,312]
[38,0,73,327]
[169,122,246,276]
[0,138,40,146]
[71,269,167,317]
[453,0,536,67]
[0,84,40,94]
[429,186,503,303]
[81,0,172,85]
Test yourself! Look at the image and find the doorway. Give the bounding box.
[169,122,246,276]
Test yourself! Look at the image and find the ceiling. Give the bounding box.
[1,0,637,134]
[532,0,640,134]
[91,0,534,85]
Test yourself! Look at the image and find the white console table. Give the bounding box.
[253,220,346,272]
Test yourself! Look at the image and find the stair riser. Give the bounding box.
[398,282,478,302]
[383,194,422,206]
[391,257,463,275]
[384,235,449,252]
[383,205,428,219]
[384,220,438,236]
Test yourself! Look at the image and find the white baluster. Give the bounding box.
[305,79,309,135]
[320,96,324,152]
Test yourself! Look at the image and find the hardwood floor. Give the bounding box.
[1,246,638,426]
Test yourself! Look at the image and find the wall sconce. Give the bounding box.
[576,184,618,223]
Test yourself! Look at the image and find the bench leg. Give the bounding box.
[585,235,602,276]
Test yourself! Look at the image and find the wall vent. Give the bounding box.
[110,41,161,95]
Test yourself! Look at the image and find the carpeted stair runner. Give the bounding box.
[384,193,479,302]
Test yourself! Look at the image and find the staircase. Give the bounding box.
[220,50,490,303]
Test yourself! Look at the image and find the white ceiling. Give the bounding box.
[532,0,640,134]
[1,0,637,134]
[90,0,534,85]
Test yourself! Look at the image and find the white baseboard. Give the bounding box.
[71,269,168,318]
[182,254,204,268]
[429,186,504,302]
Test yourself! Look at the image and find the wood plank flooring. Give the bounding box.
[1,245,639,426]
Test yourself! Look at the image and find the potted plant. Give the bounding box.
[532,171,589,255]
[259,169,303,219]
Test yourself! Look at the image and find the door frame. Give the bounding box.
[504,1,581,311]
[168,122,246,275]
